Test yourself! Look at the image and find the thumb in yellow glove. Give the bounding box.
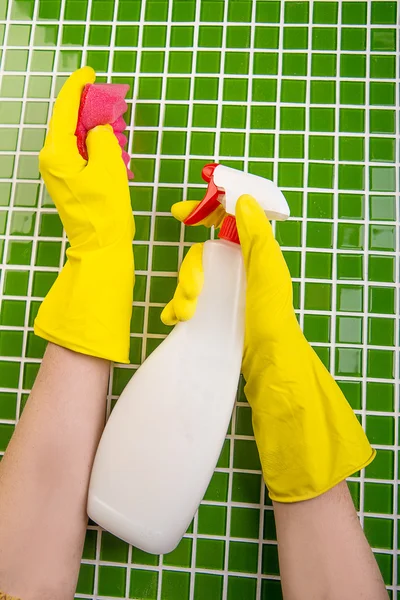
[162,195,375,502]
[34,67,135,363]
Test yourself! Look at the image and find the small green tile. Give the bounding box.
[337,254,363,281]
[262,543,280,576]
[233,439,261,471]
[284,1,309,23]
[255,0,280,22]
[307,192,333,219]
[222,105,247,130]
[311,53,336,77]
[368,317,395,347]
[7,23,31,45]
[224,78,248,102]
[132,130,158,155]
[32,271,57,297]
[341,27,366,51]
[225,51,249,75]
[194,574,223,600]
[31,50,55,72]
[86,50,109,72]
[227,577,257,600]
[369,225,396,252]
[336,316,363,345]
[198,504,226,536]
[0,392,17,420]
[371,55,396,79]
[370,110,395,135]
[369,286,395,315]
[337,223,364,250]
[367,349,394,379]
[374,553,392,586]
[335,347,362,377]
[281,106,306,131]
[4,270,29,296]
[4,49,29,71]
[0,299,26,326]
[310,80,335,104]
[306,222,333,249]
[39,212,63,237]
[90,24,113,46]
[308,163,334,189]
[255,27,279,52]
[365,449,394,479]
[283,26,308,50]
[100,531,129,563]
[227,25,251,48]
[340,81,365,106]
[231,472,261,504]
[98,565,126,598]
[370,166,396,193]
[263,509,277,541]
[1,75,25,98]
[369,138,395,163]
[280,79,306,103]
[338,194,364,220]
[76,563,94,595]
[279,134,304,159]
[312,27,337,50]
[342,1,367,25]
[305,282,332,311]
[366,416,394,446]
[64,0,88,20]
[7,240,33,265]
[163,537,192,568]
[204,471,229,503]
[339,137,364,162]
[231,507,260,540]
[23,362,40,389]
[58,50,82,72]
[171,25,194,47]
[282,52,307,76]
[305,253,332,280]
[369,196,396,221]
[130,569,158,600]
[368,255,395,283]
[370,82,395,106]
[113,51,137,73]
[196,50,221,74]
[371,1,397,24]
[276,220,302,247]
[35,241,61,267]
[228,0,252,22]
[220,132,245,157]
[0,330,23,357]
[310,107,335,132]
[340,108,365,134]
[364,517,393,550]
[196,539,225,570]
[228,541,258,574]
[131,547,158,566]
[371,29,396,52]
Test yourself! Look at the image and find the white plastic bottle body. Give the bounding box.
[88,239,246,554]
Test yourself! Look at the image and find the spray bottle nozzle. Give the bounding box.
[184,163,291,244]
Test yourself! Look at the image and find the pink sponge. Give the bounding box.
[75,83,133,179]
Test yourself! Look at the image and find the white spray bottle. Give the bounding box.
[88,164,290,554]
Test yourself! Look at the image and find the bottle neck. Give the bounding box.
[218,214,240,245]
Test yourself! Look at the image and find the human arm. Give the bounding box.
[0,344,109,600]
[273,482,387,600]
[0,67,135,600]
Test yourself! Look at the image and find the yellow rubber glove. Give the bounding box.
[34,67,135,364]
[162,195,375,502]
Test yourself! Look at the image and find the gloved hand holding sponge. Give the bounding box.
[162,195,375,503]
[34,67,135,364]
[36,67,374,504]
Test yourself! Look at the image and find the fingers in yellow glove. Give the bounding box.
[161,244,204,326]
[41,66,95,174]
[171,200,226,229]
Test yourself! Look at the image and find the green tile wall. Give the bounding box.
[0,0,399,598]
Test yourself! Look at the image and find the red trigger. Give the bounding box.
[184,163,222,225]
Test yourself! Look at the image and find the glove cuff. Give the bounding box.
[34,244,134,364]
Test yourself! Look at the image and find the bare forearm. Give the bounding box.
[273,481,388,600]
[0,343,109,600]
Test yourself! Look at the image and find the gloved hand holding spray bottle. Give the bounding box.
[88,164,375,555]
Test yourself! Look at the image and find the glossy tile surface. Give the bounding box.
[0,0,399,598]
